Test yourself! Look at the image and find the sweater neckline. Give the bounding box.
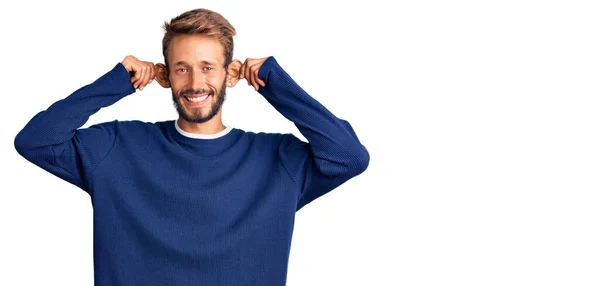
[166,120,244,158]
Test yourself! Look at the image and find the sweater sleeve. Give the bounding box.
[14,63,136,192]
[257,56,370,210]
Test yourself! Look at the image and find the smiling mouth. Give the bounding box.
[183,94,210,103]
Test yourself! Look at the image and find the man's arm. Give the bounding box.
[242,56,370,210]
[14,56,153,192]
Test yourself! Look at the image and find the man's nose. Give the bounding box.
[190,70,207,91]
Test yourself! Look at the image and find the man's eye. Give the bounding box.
[203,67,213,72]
[177,68,187,72]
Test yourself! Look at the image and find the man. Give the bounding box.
[14,8,369,286]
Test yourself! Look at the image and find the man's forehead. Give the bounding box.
[168,35,225,66]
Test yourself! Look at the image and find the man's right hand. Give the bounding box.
[121,55,155,91]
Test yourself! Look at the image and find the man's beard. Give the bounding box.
[172,79,227,123]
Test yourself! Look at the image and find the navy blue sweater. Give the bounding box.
[14,56,369,285]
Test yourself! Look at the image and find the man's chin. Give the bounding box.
[178,108,216,123]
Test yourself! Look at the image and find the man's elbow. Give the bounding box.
[14,130,37,161]
[348,145,370,177]
[14,131,28,158]
[357,146,370,174]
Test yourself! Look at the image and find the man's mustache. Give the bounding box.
[178,88,215,97]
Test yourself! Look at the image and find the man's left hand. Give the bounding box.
[239,57,268,91]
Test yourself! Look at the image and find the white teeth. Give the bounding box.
[186,95,209,102]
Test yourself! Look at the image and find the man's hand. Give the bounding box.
[239,57,268,91]
[121,55,155,91]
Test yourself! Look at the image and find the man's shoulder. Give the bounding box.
[243,129,287,139]
[87,119,171,135]
[113,119,171,127]
[241,129,306,146]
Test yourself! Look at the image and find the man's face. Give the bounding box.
[167,35,228,123]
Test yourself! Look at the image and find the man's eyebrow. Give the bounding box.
[200,60,218,65]
[172,60,218,66]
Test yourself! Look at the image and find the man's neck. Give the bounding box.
[177,117,226,135]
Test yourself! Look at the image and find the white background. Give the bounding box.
[1,0,599,285]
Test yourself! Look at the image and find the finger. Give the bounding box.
[239,61,246,79]
[245,60,253,85]
[131,65,141,87]
[256,66,265,87]
[145,66,154,88]
[130,64,139,84]
[134,67,144,89]
[140,65,151,90]
[137,68,146,89]
[137,67,145,90]
[141,66,150,90]
[149,64,156,83]
[134,63,145,86]
[255,59,266,87]
[148,63,155,83]
[248,64,261,90]
[251,65,261,90]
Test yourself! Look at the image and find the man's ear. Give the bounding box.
[154,63,171,88]
[225,59,243,88]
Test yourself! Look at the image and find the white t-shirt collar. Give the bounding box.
[174,120,232,139]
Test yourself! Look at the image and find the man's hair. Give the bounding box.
[162,8,236,68]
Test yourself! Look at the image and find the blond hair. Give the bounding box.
[162,8,236,67]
